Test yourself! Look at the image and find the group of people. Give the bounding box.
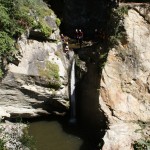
[60,29,84,54]
[75,28,108,44]
[60,28,108,54]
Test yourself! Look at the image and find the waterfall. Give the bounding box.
[69,59,76,123]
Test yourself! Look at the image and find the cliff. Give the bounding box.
[99,4,150,150]
[0,0,70,119]
[0,1,149,150]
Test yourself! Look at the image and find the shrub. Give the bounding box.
[0,0,53,38]
[108,6,128,47]
[0,32,16,56]
[38,21,52,37]
[20,126,36,150]
[0,0,57,77]
[133,140,150,150]
[0,69,4,78]
[56,18,61,27]
[0,4,11,31]
[133,121,150,150]
[38,61,61,89]
[0,139,5,150]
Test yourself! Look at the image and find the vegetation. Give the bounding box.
[0,139,5,150]
[37,21,52,37]
[0,32,16,57]
[108,6,128,47]
[0,0,54,39]
[0,0,58,77]
[99,52,107,69]
[38,61,61,89]
[133,121,150,150]
[20,126,36,150]
[133,140,150,150]
[55,18,61,27]
[0,69,4,78]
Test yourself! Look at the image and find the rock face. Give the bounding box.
[0,10,70,119]
[99,4,150,150]
[0,122,27,150]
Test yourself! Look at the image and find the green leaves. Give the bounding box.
[0,0,57,78]
[133,140,150,150]
[0,0,54,37]
[20,126,36,150]
[108,6,128,47]
[0,32,16,56]
[0,4,11,31]
[38,61,61,89]
[38,21,52,37]
[0,139,5,150]
[56,18,61,27]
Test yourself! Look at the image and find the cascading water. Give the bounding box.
[69,58,76,123]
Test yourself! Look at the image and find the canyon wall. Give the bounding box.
[0,6,70,119]
[99,4,150,150]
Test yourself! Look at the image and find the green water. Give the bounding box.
[29,117,100,150]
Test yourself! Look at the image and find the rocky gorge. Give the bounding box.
[0,0,150,150]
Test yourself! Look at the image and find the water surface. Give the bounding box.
[28,116,99,150]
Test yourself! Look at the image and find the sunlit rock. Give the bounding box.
[100,4,150,150]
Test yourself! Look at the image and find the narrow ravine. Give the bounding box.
[28,42,108,150]
[27,0,110,149]
[0,1,149,150]
[75,43,108,149]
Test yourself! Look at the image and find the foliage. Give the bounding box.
[108,6,128,47]
[99,52,108,70]
[0,0,55,76]
[0,139,5,150]
[114,6,128,16]
[16,0,53,38]
[39,61,61,89]
[0,0,53,50]
[20,126,36,150]
[0,4,11,32]
[133,121,150,150]
[0,32,16,56]
[37,21,52,37]
[0,69,4,78]
[56,18,61,27]
[133,140,150,150]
